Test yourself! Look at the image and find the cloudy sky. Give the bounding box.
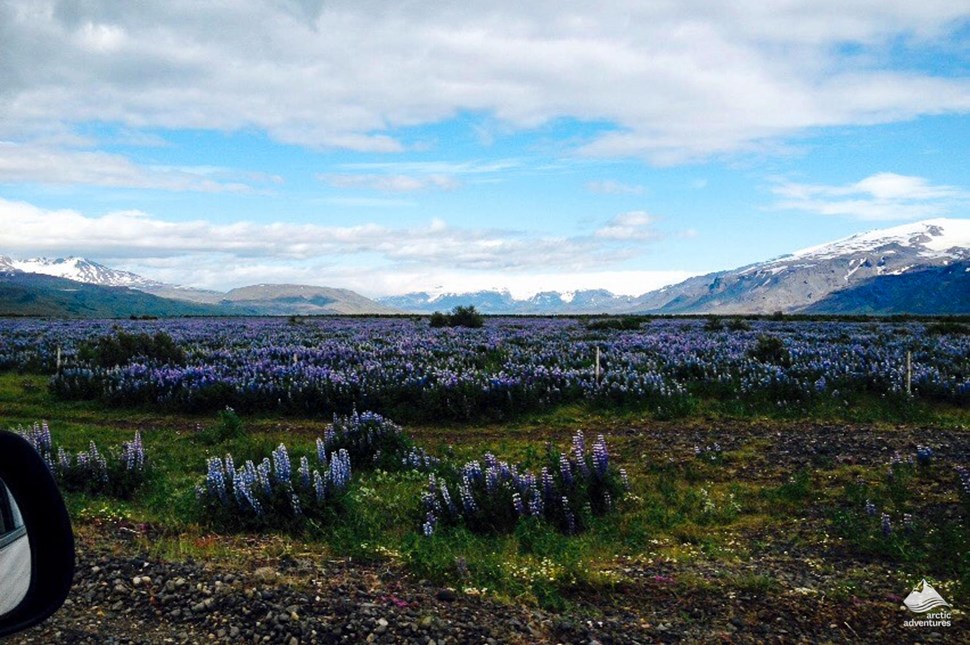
[1,1,969,298]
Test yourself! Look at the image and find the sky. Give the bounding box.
[1,1,970,299]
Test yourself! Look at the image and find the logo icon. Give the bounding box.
[903,579,950,614]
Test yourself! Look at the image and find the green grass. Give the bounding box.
[3,370,970,611]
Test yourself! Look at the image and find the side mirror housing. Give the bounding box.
[0,430,75,638]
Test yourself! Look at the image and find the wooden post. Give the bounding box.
[56,346,62,371]
[595,346,601,384]
[906,351,912,397]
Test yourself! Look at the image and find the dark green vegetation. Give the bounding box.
[0,272,231,318]
[429,304,485,328]
[801,261,970,315]
[3,367,969,620]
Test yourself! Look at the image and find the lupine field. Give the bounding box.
[2,316,967,420]
[3,315,970,641]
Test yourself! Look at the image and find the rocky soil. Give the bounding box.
[11,419,970,643]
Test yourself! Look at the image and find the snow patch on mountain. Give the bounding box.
[8,256,163,289]
[788,218,970,262]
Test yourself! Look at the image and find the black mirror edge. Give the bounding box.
[0,431,75,639]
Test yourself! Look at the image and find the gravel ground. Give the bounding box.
[10,419,970,643]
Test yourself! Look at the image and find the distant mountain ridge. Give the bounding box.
[378,288,638,314]
[629,218,970,314]
[3,218,969,316]
[0,256,396,316]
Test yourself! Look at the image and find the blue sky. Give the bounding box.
[1,1,969,297]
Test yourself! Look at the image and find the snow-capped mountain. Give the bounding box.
[1,256,164,290]
[630,218,970,314]
[378,288,638,314]
[0,255,397,316]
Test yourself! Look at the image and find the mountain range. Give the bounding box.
[2,218,968,317]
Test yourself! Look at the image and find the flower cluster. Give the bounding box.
[18,317,964,421]
[197,441,352,530]
[421,431,628,536]
[694,442,723,462]
[317,409,421,471]
[17,421,148,498]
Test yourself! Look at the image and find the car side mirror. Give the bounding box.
[0,430,75,638]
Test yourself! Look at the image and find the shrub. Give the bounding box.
[78,330,185,368]
[748,334,790,366]
[317,410,434,472]
[197,406,246,444]
[586,317,644,331]
[196,442,352,531]
[421,431,628,536]
[18,421,148,498]
[726,318,751,332]
[429,306,484,329]
[703,317,723,332]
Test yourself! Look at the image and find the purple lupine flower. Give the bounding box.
[528,485,543,517]
[422,511,436,537]
[881,512,892,536]
[439,480,457,517]
[298,456,311,489]
[592,435,609,477]
[572,432,590,476]
[255,459,272,496]
[559,453,573,487]
[57,447,71,472]
[316,437,328,468]
[541,467,555,501]
[121,430,145,472]
[205,456,228,503]
[619,468,630,490]
[865,499,877,516]
[485,466,499,493]
[458,476,477,513]
[313,469,326,502]
[512,492,525,516]
[272,443,292,485]
[562,496,576,534]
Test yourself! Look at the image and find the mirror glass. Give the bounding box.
[0,477,30,616]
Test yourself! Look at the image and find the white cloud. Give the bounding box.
[586,180,645,195]
[1,1,968,162]
[595,211,658,240]
[0,141,274,192]
[771,172,969,220]
[0,199,671,286]
[321,173,460,192]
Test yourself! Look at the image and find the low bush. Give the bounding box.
[586,317,644,331]
[429,305,484,329]
[196,442,352,531]
[18,421,148,498]
[78,330,186,368]
[421,431,628,536]
[319,409,438,472]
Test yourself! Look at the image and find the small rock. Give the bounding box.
[435,589,457,602]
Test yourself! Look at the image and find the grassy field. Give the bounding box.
[3,368,969,633]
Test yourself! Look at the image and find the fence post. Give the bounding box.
[595,346,601,384]
[56,346,62,371]
[906,350,912,397]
